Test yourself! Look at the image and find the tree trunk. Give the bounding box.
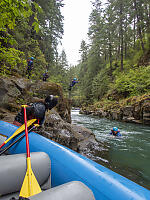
[133,0,145,51]
[133,16,136,49]
[109,32,112,80]
[144,4,150,33]
[120,1,124,71]
[124,15,128,59]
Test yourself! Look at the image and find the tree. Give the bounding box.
[79,40,88,63]
[133,0,145,51]
[0,0,35,74]
[0,0,64,80]
[75,0,150,103]
[35,0,64,66]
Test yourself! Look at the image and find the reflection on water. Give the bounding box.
[71,110,150,190]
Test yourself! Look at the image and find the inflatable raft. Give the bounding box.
[0,120,150,200]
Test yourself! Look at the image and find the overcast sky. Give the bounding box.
[60,0,92,66]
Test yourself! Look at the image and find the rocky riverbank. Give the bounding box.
[80,94,150,125]
[0,77,105,160]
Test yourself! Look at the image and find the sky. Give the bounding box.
[60,0,92,66]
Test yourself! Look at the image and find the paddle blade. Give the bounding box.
[20,158,41,198]
[3,119,37,146]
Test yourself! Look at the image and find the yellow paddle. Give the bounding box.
[0,124,40,156]
[19,105,41,198]
[0,119,37,149]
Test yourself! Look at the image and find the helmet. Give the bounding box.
[45,95,58,110]
[73,78,77,80]
[113,127,118,132]
[31,57,34,60]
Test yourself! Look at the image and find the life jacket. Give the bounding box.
[27,60,33,69]
[32,102,46,123]
[70,80,78,87]
[110,130,121,136]
[14,103,46,125]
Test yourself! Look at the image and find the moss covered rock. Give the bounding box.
[80,93,150,125]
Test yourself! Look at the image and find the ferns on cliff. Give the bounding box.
[114,66,150,97]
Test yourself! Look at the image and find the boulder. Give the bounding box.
[122,106,134,117]
[0,77,71,123]
[142,98,150,124]
[0,78,21,111]
[34,109,106,160]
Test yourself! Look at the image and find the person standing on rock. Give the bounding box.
[43,71,49,82]
[13,95,59,126]
[109,127,121,136]
[27,57,34,79]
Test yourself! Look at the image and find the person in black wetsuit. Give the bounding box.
[68,78,79,91]
[27,57,34,79]
[43,72,49,82]
[13,95,58,126]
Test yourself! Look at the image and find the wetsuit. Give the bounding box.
[43,73,49,81]
[109,131,121,136]
[13,102,46,126]
[27,59,33,79]
[69,80,78,91]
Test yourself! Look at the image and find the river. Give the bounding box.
[71,110,150,190]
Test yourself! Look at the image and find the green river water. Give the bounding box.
[71,110,150,190]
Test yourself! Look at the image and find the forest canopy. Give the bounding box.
[73,0,150,105]
[0,0,150,105]
[0,0,65,81]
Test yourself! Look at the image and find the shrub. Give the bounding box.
[0,47,26,75]
[114,66,150,96]
[92,68,110,100]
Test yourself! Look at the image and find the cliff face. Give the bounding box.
[0,77,103,161]
[37,109,105,160]
[0,77,71,123]
[80,94,150,125]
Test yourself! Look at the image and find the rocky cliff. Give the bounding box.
[0,77,70,123]
[0,77,104,161]
[80,94,150,125]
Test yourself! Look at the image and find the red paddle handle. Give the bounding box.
[0,142,5,149]
[23,106,30,158]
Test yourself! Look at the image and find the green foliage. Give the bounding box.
[25,39,47,80]
[1,0,150,109]
[73,0,150,105]
[114,66,150,96]
[0,0,65,81]
[79,40,88,63]
[35,0,64,66]
[0,47,26,75]
[132,50,143,65]
[0,0,32,30]
[0,0,42,77]
[112,60,132,76]
[92,69,110,100]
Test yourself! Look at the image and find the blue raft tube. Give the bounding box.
[0,120,150,200]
